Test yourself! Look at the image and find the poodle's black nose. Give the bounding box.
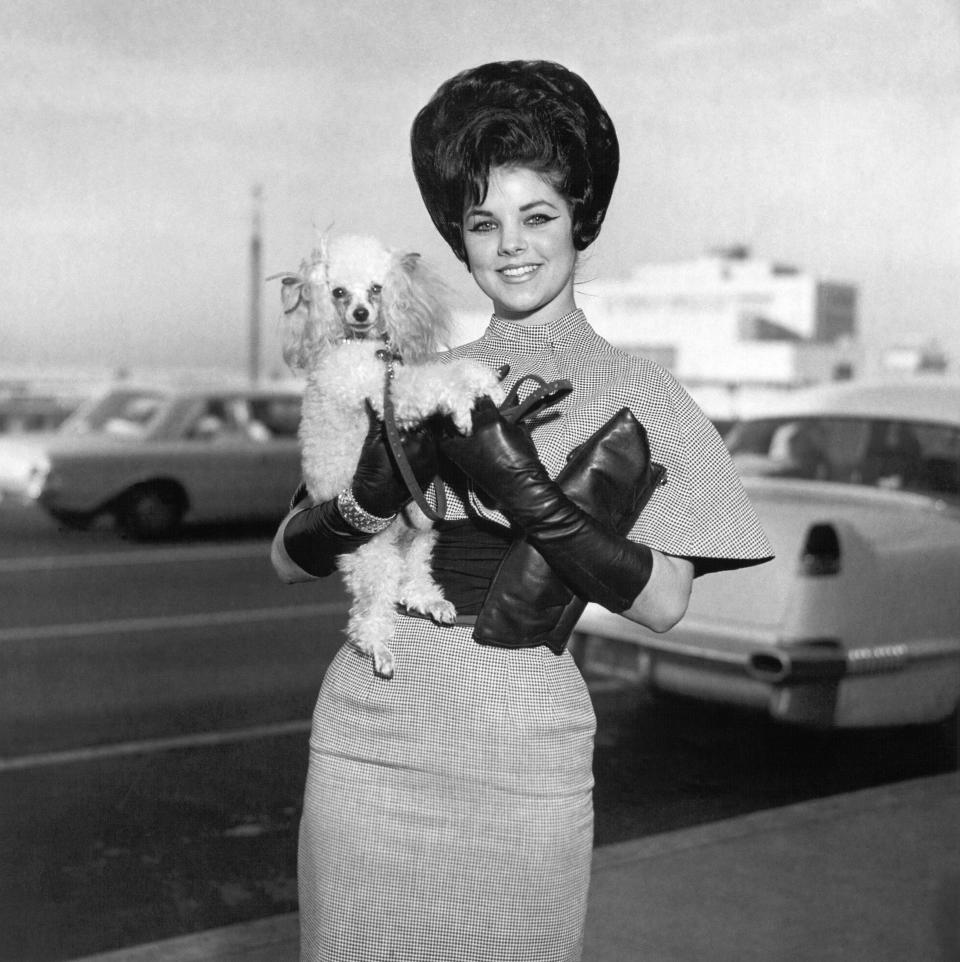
[353,306,369,323]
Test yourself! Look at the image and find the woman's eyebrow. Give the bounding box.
[519,199,559,212]
[465,199,559,217]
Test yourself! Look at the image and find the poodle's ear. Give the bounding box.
[278,273,314,372]
[381,250,453,361]
[278,249,346,370]
[399,251,421,272]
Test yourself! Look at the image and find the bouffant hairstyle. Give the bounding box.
[410,60,619,263]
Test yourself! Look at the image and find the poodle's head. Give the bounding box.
[277,234,452,372]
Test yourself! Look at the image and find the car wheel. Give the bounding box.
[116,484,186,540]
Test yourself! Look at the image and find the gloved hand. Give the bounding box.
[438,397,654,612]
[351,403,439,517]
[281,405,438,577]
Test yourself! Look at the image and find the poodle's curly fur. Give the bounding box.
[277,234,504,678]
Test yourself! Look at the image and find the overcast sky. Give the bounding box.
[2,0,958,377]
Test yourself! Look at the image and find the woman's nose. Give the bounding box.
[498,225,526,255]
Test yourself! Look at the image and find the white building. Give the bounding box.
[589,244,853,358]
[580,247,861,418]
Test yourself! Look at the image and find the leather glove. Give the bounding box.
[281,494,373,577]
[439,397,653,612]
[351,402,438,517]
[282,406,438,577]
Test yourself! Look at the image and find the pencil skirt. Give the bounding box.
[297,616,596,962]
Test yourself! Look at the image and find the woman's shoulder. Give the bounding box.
[434,336,491,364]
[580,339,702,418]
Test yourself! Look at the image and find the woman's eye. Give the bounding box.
[331,287,346,299]
[466,219,496,233]
[526,213,556,226]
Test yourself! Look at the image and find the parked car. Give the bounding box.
[573,378,960,728]
[0,382,304,538]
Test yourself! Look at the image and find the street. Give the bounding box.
[0,503,954,962]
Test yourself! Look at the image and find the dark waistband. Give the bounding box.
[396,607,569,655]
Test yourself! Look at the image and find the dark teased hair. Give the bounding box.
[410,60,620,263]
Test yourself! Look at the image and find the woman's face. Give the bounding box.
[461,165,577,327]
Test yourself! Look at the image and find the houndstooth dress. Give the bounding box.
[294,310,772,962]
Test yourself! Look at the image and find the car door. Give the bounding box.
[242,394,303,513]
[175,393,300,522]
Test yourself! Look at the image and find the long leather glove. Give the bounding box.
[439,397,653,612]
[283,408,438,577]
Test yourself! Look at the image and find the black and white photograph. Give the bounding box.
[1,2,958,961]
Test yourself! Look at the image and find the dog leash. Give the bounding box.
[380,360,573,524]
[498,372,573,423]
[380,354,449,523]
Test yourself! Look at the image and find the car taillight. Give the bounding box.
[799,522,841,576]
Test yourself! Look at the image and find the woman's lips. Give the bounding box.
[499,264,540,278]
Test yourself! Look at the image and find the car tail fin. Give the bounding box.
[800,522,841,576]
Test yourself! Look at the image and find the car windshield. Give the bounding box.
[726,415,960,504]
[59,388,171,438]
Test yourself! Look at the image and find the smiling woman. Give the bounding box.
[275,59,773,962]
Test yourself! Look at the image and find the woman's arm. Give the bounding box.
[621,551,693,633]
[439,399,691,626]
[271,408,438,582]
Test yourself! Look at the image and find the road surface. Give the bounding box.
[0,503,953,961]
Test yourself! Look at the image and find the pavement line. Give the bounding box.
[0,601,348,644]
[0,719,313,772]
[0,542,270,574]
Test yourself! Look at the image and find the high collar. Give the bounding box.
[483,309,591,351]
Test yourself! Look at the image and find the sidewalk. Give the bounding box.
[75,772,959,962]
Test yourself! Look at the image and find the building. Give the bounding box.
[591,243,853,356]
[584,246,859,419]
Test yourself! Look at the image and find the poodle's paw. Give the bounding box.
[352,639,396,680]
[371,643,396,680]
[426,598,457,624]
[403,593,457,624]
[400,573,452,616]
[448,403,479,436]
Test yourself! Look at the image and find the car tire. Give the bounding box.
[116,483,186,540]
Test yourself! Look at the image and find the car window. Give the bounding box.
[184,395,301,442]
[728,417,866,481]
[249,396,301,439]
[185,398,245,441]
[728,416,960,504]
[886,421,959,499]
[60,389,169,438]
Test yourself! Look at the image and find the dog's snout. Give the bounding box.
[353,306,369,323]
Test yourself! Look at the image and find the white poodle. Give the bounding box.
[275,234,504,679]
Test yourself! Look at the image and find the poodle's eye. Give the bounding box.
[331,287,347,299]
[369,284,382,297]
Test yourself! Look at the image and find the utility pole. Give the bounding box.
[248,184,263,384]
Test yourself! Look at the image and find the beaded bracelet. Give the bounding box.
[336,488,397,534]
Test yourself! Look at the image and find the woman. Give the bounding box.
[272,60,772,962]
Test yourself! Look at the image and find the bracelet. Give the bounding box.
[336,488,397,534]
